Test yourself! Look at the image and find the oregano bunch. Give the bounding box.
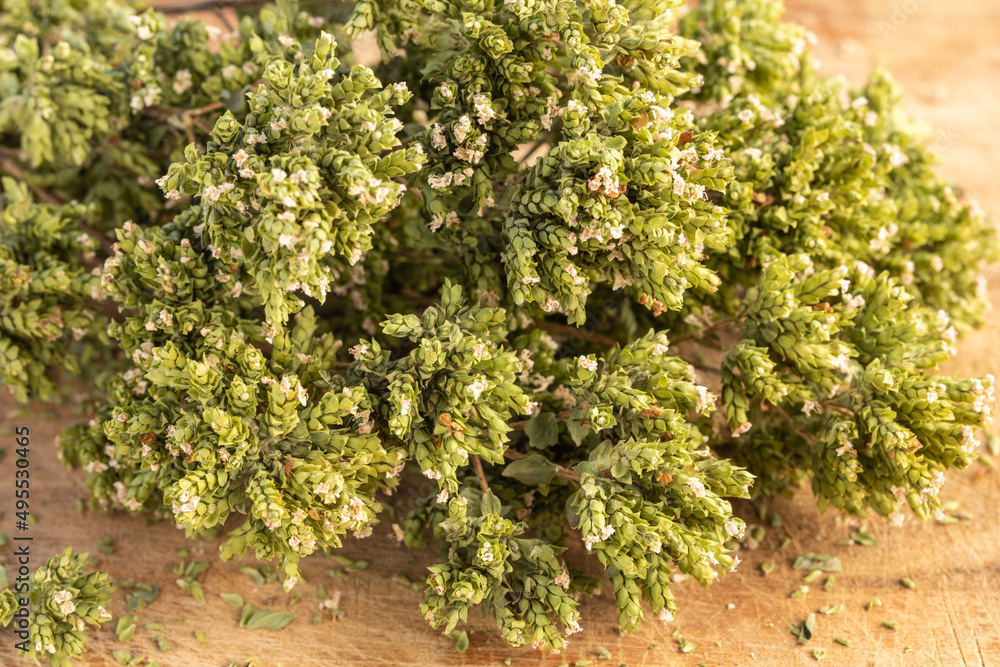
[0,548,114,667]
[0,0,995,655]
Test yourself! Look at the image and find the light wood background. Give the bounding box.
[1,1,999,665]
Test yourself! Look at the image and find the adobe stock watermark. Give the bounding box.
[877,0,932,40]
[928,125,959,156]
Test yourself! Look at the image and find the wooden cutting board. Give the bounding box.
[1,1,998,664]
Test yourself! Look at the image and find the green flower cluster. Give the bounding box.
[418,490,581,651]
[674,0,997,518]
[0,179,105,401]
[0,0,995,654]
[0,548,114,667]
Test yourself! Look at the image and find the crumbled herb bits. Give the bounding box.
[792,554,842,572]
[789,613,816,644]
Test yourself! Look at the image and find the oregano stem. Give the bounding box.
[471,454,490,493]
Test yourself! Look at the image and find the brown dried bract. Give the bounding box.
[631,113,650,129]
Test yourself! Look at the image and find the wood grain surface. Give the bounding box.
[2,1,999,665]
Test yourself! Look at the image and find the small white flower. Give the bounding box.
[452,115,472,143]
[173,69,193,95]
[685,477,706,498]
[733,422,752,437]
[577,356,598,372]
[541,298,561,313]
[695,385,714,412]
[801,400,822,417]
[960,424,980,454]
[835,441,854,457]
[466,378,488,400]
[724,519,745,538]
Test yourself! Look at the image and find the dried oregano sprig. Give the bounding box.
[0,0,994,655]
[0,179,106,401]
[673,0,997,519]
[419,490,582,651]
[0,548,114,667]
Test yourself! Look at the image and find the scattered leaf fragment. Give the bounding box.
[678,636,696,653]
[788,613,815,644]
[97,536,115,555]
[116,615,138,643]
[220,593,244,608]
[126,584,159,610]
[239,604,296,631]
[850,529,878,546]
[446,630,469,653]
[792,553,841,572]
[801,569,823,583]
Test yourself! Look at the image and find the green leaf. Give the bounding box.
[566,409,591,446]
[523,412,559,448]
[791,553,841,572]
[220,593,244,607]
[126,584,159,610]
[447,629,469,653]
[239,604,295,631]
[502,454,558,485]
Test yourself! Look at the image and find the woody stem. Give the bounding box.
[471,455,490,494]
